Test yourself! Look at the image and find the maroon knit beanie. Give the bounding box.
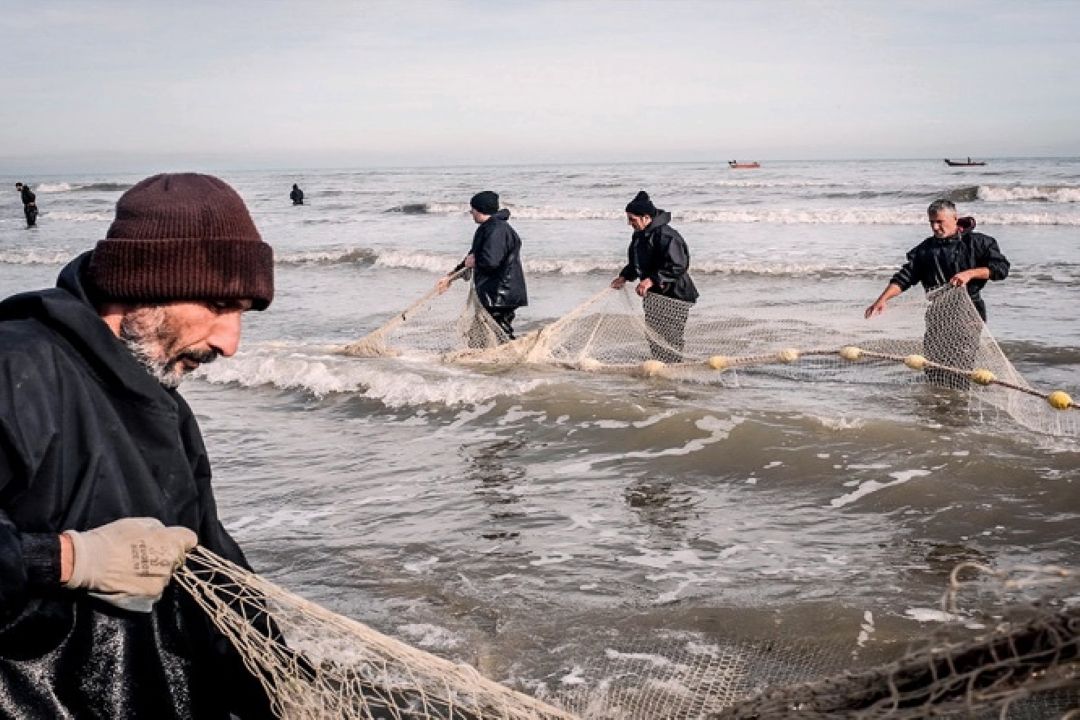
[87,173,274,310]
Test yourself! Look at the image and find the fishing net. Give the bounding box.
[175,552,1080,719]
[341,277,1077,438]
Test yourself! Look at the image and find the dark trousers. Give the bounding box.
[23,204,37,227]
[643,293,690,363]
[486,307,516,341]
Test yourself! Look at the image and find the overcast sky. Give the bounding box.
[1,0,1077,172]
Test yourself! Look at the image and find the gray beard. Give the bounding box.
[122,334,184,388]
[118,307,185,388]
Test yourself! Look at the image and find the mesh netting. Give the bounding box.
[341,278,1078,437]
[175,552,1080,720]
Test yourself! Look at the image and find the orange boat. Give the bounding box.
[729,160,760,169]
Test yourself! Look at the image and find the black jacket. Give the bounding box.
[19,186,35,206]
[454,209,528,309]
[0,253,272,718]
[891,229,1009,320]
[290,186,303,204]
[620,211,699,303]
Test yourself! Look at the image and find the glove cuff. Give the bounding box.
[62,530,92,589]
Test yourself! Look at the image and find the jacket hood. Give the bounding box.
[634,210,671,238]
[0,251,178,405]
[487,208,511,222]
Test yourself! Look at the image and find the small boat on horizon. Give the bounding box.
[729,160,760,169]
[944,157,987,167]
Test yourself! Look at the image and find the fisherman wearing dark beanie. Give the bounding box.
[624,190,657,218]
[87,173,274,310]
[612,189,699,362]
[470,190,500,216]
[437,189,528,341]
[0,171,277,717]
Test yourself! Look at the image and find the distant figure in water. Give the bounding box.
[612,190,699,363]
[436,190,527,341]
[14,182,37,227]
[865,198,1010,388]
[290,183,304,205]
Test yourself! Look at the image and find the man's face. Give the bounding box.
[929,210,959,239]
[469,208,484,224]
[627,213,651,231]
[119,300,252,387]
[14,184,21,191]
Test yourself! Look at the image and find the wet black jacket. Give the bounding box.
[19,186,35,206]
[454,209,528,309]
[891,229,1009,320]
[620,211,699,303]
[0,253,272,718]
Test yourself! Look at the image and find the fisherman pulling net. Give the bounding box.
[341,274,1077,438]
[176,551,1079,719]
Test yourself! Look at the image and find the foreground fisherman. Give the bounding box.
[437,190,528,340]
[865,198,1010,387]
[612,190,699,362]
[0,173,276,717]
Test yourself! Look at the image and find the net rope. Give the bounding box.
[175,551,1080,719]
[340,278,1077,438]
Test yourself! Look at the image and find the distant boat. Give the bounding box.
[729,161,760,169]
[944,158,987,167]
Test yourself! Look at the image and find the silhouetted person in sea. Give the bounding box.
[290,183,304,205]
[14,182,37,227]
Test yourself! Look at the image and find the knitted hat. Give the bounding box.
[625,190,657,217]
[469,191,500,215]
[87,173,274,310]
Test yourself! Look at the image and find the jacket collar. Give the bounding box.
[0,252,180,407]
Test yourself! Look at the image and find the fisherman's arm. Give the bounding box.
[655,232,689,288]
[979,235,1010,281]
[473,225,509,272]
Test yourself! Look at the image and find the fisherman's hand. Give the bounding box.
[636,278,654,297]
[435,276,452,294]
[864,301,886,319]
[611,276,626,290]
[464,254,476,269]
[949,270,973,287]
[63,517,197,612]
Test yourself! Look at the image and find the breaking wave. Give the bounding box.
[195,348,551,409]
[381,202,1080,226]
[34,182,132,194]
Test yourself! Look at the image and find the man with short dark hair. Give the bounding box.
[865,198,1010,388]
[437,190,528,341]
[14,182,37,227]
[0,173,276,717]
[612,190,699,363]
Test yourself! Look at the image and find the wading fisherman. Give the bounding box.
[14,182,37,227]
[437,190,528,341]
[0,173,277,717]
[611,190,699,363]
[865,198,1010,387]
[290,182,304,205]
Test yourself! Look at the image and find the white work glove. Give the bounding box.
[63,517,198,613]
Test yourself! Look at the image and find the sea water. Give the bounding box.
[1,158,1077,691]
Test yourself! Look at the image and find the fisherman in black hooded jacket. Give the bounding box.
[612,190,699,363]
[866,198,1010,387]
[437,190,528,341]
[0,174,277,718]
